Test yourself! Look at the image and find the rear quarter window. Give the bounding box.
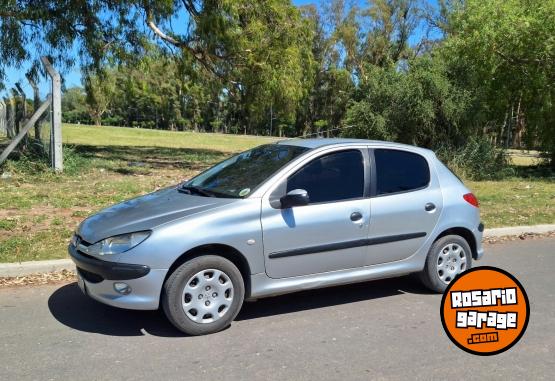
[374,149,430,195]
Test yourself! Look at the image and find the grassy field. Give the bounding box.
[0,124,553,263]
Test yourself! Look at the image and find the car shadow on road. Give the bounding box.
[48,275,432,337]
[237,275,432,321]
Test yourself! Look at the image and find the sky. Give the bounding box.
[2,0,434,99]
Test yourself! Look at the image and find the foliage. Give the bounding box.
[440,0,555,165]
[2,0,555,169]
[62,87,90,124]
[344,56,471,146]
[435,137,514,181]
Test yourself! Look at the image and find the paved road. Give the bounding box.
[1,238,554,380]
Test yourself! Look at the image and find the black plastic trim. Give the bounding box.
[478,222,484,232]
[68,245,150,280]
[268,232,427,259]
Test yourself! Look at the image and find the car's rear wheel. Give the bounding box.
[162,255,245,335]
[419,235,472,293]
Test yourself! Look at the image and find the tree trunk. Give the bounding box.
[512,96,523,148]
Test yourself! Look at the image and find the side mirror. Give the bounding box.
[279,189,309,209]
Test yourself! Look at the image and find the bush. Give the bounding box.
[62,146,91,175]
[435,138,514,180]
[0,143,89,176]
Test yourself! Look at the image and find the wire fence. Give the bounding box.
[0,94,53,165]
[37,103,52,158]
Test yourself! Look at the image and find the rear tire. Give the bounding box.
[419,235,472,293]
[162,255,245,335]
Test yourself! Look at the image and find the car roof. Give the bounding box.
[275,138,432,154]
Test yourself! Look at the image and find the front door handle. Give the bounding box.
[350,212,363,221]
[425,202,436,212]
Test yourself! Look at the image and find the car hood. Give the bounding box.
[77,186,237,243]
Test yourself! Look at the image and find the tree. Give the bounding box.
[344,56,471,146]
[83,71,115,126]
[62,87,89,124]
[439,0,555,164]
[1,0,314,116]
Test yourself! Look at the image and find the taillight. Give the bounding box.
[463,193,479,208]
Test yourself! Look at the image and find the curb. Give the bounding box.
[1,224,554,278]
[483,224,555,238]
[0,259,74,278]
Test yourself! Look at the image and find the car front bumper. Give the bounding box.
[69,245,167,310]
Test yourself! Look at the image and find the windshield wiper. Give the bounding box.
[178,185,216,197]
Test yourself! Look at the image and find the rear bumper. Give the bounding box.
[69,245,166,310]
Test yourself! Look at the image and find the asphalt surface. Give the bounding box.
[1,238,554,380]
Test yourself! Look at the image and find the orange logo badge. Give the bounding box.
[440,266,529,355]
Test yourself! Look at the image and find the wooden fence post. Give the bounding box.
[41,57,63,172]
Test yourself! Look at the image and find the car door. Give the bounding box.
[261,148,371,279]
[363,148,443,266]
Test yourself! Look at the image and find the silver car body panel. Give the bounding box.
[71,138,484,309]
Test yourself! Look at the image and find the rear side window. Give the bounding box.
[374,149,430,195]
[287,150,364,203]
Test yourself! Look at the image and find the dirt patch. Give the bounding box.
[0,269,76,287]
[0,206,91,239]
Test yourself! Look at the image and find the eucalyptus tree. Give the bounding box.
[439,0,555,164]
[1,0,314,134]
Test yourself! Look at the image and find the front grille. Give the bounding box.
[77,267,104,283]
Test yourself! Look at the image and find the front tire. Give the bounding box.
[419,235,472,293]
[162,255,245,335]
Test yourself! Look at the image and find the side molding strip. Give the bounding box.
[268,232,427,259]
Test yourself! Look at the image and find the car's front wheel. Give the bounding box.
[162,255,245,335]
[419,234,472,293]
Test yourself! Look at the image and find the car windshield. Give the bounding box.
[183,144,309,198]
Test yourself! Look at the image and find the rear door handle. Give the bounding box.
[425,202,436,212]
[350,212,363,221]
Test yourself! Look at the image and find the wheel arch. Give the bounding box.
[433,227,478,259]
[163,243,252,298]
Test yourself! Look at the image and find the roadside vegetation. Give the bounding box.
[0,125,273,263]
[1,124,553,263]
[1,0,554,263]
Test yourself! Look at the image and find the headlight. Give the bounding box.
[86,231,151,256]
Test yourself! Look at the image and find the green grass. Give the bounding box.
[63,123,275,152]
[0,124,553,263]
[0,124,275,262]
[506,149,543,166]
[467,179,554,228]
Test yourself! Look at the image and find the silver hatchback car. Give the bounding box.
[69,139,484,335]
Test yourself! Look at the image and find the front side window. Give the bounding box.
[287,150,364,204]
[374,149,430,195]
[186,144,309,198]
